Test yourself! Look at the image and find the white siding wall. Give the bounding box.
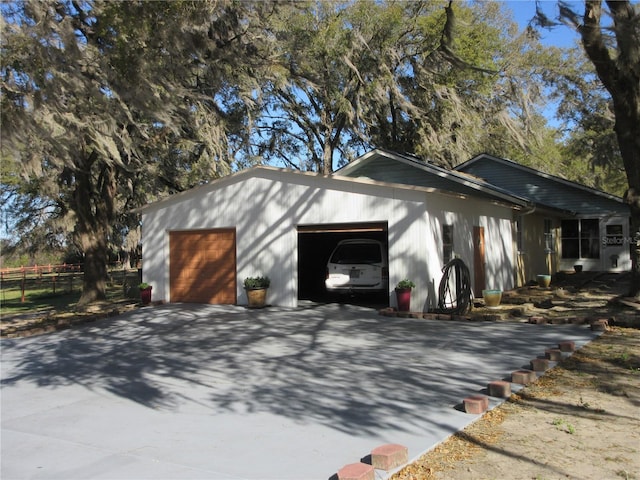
[142,169,516,309]
[415,195,516,305]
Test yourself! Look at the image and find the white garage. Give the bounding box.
[139,154,529,309]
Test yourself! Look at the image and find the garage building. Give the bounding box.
[139,150,533,309]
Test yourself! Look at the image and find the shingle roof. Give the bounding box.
[336,148,535,209]
[455,154,628,217]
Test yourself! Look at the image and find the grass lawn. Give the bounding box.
[1,288,83,315]
[1,269,140,317]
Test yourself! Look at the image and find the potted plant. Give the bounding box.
[395,279,415,312]
[139,282,152,305]
[244,276,271,308]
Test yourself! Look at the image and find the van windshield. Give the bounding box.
[330,243,382,264]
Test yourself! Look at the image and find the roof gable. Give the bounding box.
[137,162,522,215]
[456,154,628,217]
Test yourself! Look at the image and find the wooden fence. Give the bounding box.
[0,263,138,303]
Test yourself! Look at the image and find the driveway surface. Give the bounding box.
[1,303,599,480]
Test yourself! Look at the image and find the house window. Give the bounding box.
[544,218,554,252]
[604,224,624,247]
[561,219,600,259]
[442,224,454,264]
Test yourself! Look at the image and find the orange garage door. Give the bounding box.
[169,229,237,304]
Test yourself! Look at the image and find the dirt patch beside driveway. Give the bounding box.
[391,329,640,479]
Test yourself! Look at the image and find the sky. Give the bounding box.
[501,1,585,128]
[503,0,582,48]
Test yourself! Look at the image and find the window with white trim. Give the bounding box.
[561,219,600,259]
[604,224,624,247]
[442,224,454,264]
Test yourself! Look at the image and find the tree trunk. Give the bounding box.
[578,0,640,298]
[78,229,109,305]
[73,154,117,307]
[322,138,333,174]
[623,185,640,299]
[610,51,640,299]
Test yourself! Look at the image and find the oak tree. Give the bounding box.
[538,0,640,297]
[1,0,273,305]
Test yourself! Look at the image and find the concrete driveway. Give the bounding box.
[1,303,599,480]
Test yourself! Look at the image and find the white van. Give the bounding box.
[324,239,388,294]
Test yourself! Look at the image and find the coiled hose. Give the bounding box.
[437,258,472,314]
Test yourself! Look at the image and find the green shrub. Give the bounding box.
[243,276,270,289]
[396,279,415,289]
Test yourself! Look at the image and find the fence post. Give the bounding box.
[21,267,25,303]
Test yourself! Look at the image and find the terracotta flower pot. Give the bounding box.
[246,288,267,308]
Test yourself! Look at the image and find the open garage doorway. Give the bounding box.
[297,222,389,307]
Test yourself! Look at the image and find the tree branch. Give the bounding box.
[578,1,617,93]
[437,1,498,75]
